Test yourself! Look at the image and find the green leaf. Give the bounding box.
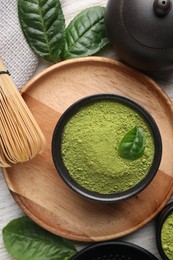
[118,127,146,160]
[62,6,109,59]
[3,216,76,260]
[18,0,65,63]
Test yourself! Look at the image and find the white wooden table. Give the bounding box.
[1,0,173,259]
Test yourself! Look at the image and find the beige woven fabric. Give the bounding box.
[0,0,38,89]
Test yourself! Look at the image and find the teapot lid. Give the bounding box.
[123,0,173,48]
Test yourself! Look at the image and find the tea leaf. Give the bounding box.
[62,6,109,59]
[18,0,65,63]
[3,216,76,260]
[118,127,146,160]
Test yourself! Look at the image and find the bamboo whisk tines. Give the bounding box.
[0,59,46,167]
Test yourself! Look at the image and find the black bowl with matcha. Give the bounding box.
[52,94,162,203]
[156,202,173,260]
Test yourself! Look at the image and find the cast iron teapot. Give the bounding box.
[105,0,173,71]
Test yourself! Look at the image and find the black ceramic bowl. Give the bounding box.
[52,94,162,203]
[156,201,173,260]
[71,241,158,260]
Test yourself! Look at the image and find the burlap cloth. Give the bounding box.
[0,0,39,215]
[0,0,39,89]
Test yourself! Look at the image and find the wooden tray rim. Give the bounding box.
[3,56,173,242]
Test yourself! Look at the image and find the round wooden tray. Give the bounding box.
[3,57,173,242]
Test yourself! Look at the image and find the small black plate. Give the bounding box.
[71,241,158,260]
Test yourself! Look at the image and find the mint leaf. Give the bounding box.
[118,127,146,160]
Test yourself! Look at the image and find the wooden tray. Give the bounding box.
[3,57,173,242]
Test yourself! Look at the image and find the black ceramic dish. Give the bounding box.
[156,201,173,260]
[71,241,158,260]
[52,94,162,203]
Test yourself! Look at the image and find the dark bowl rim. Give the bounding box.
[156,201,173,260]
[51,94,162,203]
[70,240,158,259]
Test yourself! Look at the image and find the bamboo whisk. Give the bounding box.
[0,59,46,167]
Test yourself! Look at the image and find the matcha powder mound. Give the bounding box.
[161,213,173,260]
[61,100,154,194]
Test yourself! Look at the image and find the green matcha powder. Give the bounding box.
[161,213,173,260]
[61,100,154,194]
